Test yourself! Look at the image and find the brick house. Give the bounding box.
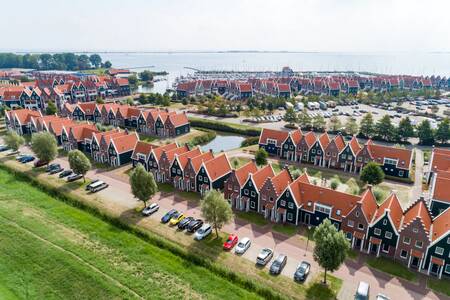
[296,131,316,163]
[131,141,158,170]
[338,136,361,172]
[308,132,330,166]
[156,145,190,183]
[281,130,302,161]
[182,151,215,193]
[324,134,346,169]
[224,161,258,209]
[239,165,275,213]
[170,147,203,189]
[259,169,292,221]
[146,143,179,181]
[195,154,232,195]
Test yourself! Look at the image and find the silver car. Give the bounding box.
[235,237,251,254]
[142,203,159,216]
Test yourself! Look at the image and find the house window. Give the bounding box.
[403,237,411,245]
[288,202,294,209]
[204,178,208,183]
[382,243,390,253]
[383,219,387,225]
[280,200,286,207]
[399,170,404,177]
[177,170,181,175]
[358,223,364,230]
[290,145,294,150]
[341,154,346,160]
[400,250,408,259]
[336,209,341,216]
[447,237,450,244]
[244,189,249,195]
[191,183,195,189]
[269,197,274,202]
[311,149,316,154]
[347,220,354,227]
[251,191,256,197]
[413,228,418,233]
[327,152,330,156]
[315,203,332,215]
[287,213,293,221]
[284,144,288,149]
[384,158,398,165]
[286,191,290,197]
[307,201,312,207]
[172,168,176,173]
[332,153,336,157]
[445,264,450,274]
[385,232,392,239]
[250,201,255,209]
[415,241,423,248]
[199,175,203,181]
[355,211,359,217]
[346,232,352,240]
[357,157,362,162]
[374,228,381,236]
[435,247,444,255]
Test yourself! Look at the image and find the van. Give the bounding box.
[355,281,369,300]
[88,180,109,193]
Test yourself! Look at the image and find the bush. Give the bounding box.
[346,178,360,195]
[330,178,339,190]
[290,168,302,179]
[240,136,259,148]
[189,117,261,137]
[373,187,385,203]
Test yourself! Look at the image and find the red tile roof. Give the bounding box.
[176,148,203,170]
[203,153,232,181]
[401,199,432,234]
[152,142,178,161]
[359,187,378,223]
[234,161,258,186]
[10,109,42,125]
[431,171,450,204]
[77,102,97,115]
[131,141,158,159]
[431,207,450,241]
[368,143,413,170]
[334,134,346,152]
[111,132,139,154]
[348,136,362,155]
[70,124,98,141]
[190,151,215,173]
[259,128,289,147]
[168,112,189,127]
[163,145,190,163]
[430,148,450,173]
[277,83,290,93]
[238,83,252,93]
[290,129,303,145]
[303,131,317,148]
[270,169,292,196]
[318,132,331,149]
[251,164,275,190]
[51,119,77,135]
[374,193,403,230]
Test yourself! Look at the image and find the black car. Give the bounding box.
[59,170,73,178]
[177,216,194,230]
[49,166,64,174]
[20,156,35,163]
[0,145,9,152]
[269,254,287,275]
[46,163,60,172]
[187,219,204,233]
[161,209,178,224]
[294,261,311,282]
[67,173,83,182]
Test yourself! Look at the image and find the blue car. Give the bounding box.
[161,209,178,224]
[19,155,35,163]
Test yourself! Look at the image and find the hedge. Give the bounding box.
[241,136,259,148]
[188,128,217,147]
[189,117,261,137]
[0,163,285,300]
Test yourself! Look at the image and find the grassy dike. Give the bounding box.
[0,165,269,300]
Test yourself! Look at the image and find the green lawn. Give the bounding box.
[157,182,175,193]
[272,224,298,236]
[230,157,251,169]
[427,277,450,297]
[305,273,343,300]
[366,257,417,282]
[235,211,269,226]
[0,168,263,300]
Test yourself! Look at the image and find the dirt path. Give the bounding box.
[0,214,144,300]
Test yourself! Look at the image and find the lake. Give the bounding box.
[200,133,245,153]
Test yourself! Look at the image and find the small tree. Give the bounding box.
[312,115,326,131]
[45,101,57,115]
[416,119,435,145]
[129,164,158,207]
[283,107,298,125]
[4,131,25,152]
[128,75,138,85]
[313,219,349,284]
[360,162,385,185]
[397,117,415,142]
[344,117,358,136]
[255,148,268,166]
[359,112,375,138]
[68,150,91,182]
[435,118,450,144]
[376,115,395,141]
[201,190,233,238]
[328,116,342,132]
[30,132,57,164]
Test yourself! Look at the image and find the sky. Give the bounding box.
[1,0,449,53]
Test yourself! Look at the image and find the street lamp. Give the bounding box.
[304,225,312,256]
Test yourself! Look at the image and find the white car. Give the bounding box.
[142,203,159,216]
[235,237,251,254]
[194,224,212,240]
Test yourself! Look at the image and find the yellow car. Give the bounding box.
[169,212,185,226]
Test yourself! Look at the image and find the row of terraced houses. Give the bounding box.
[175,74,449,100]
[0,73,131,111]
[129,139,450,279]
[259,128,413,179]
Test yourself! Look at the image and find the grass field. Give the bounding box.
[0,168,263,300]
[366,257,417,282]
[427,277,450,297]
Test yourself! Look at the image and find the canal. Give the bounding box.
[200,133,245,153]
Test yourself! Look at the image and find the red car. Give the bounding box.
[223,234,238,250]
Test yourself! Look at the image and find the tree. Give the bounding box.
[45,101,57,115]
[359,112,375,138]
[4,131,24,152]
[344,117,358,136]
[397,117,415,142]
[103,61,112,68]
[139,70,154,82]
[128,75,138,86]
[30,132,57,164]
[283,107,298,125]
[328,116,342,132]
[435,118,450,144]
[312,115,326,131]
[200,190,233,238]
[360,162,385,185]
[89,54,102,68]
[68,150,91,182]
[298,108,312,129]
[255,148,268,166]
[416,119,435,145]
[376,115,395,141]
[129,164,158,207]
[313,219,349,284]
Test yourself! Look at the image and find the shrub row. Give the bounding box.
[0,163,285,300]
[189,117,261,137]
[188,128,217,147]
[240,136,260,148]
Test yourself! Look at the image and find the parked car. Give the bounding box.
[49,166,64,174]
[16,154,28,161]
[67,173,82,182]
[33,160,48,167]
[194,224,212,240]
[142,203,159,216]
[59,170,73,178]
[0,145,9,152]
[375,294,390,300]
[169,212,185,226]
[85,179,99,190]
[294,261,311,282]
[187,219,204,233]
[234,237,251,254]
[20,155,35,163]
[223,234,238,250]
[161,209,178,224]
[355,281,370,300]
[270,254,287,275]
[256,248,273,266]
[87,180,109,193]
[177,216,194,230]
[46,163,60,172]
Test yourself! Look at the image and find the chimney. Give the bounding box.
[367,184,372,191]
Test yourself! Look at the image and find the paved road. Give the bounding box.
[3,144,448,300]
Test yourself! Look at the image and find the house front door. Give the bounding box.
[411,257,419,268]
[304,214,310,225]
